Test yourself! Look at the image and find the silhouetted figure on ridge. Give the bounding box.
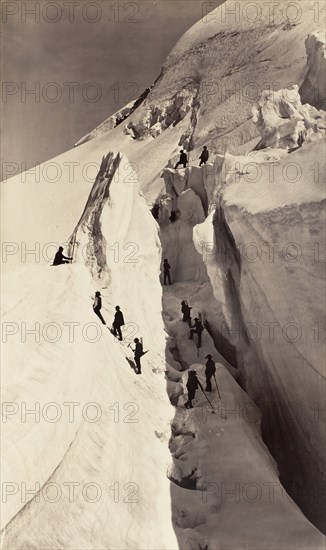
[163,259,172,285]
[181,300,192,323]
[199,146,209,166]
[205,354,216,392]
[175,150,188,169]
[112,305,125,341]
[52,246,72,266]
[93,291,106,325]
[189,317,204,348]
[185,370,203,409]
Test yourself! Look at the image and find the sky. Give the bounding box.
[2,0,217,174]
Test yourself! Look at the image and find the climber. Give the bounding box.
[112,305,125,341]
[189,317,204,348]
[185,370,203,409]
[52,246,72,266]
[93,291,106,325]
[175,150,188,169]
[131,337,143,374]
[163,259,172,285]
[199,146,209,166]
[205,354,216,392]
[181,300,192,323]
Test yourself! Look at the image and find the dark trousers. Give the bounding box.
[135,356,141,374]
[164,272,172,285]
[94,307,106,325]
[206,374,212,392]
[199,160,207,166]
[185,391,195,408]
[175,161,187,169]
[112,324,122,340]
[189,330,202,348]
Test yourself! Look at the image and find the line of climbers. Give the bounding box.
[185,355,219,409]
[51,247,220,402]
[151,147,209,224]
[51,246,145,374]
[174,146,209,169]
[181,300,205,349]
[181,299,221,408]
[92,292,145,375]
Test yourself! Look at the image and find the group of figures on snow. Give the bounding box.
[52,245,220,405]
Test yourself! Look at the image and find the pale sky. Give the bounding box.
[2,0,216,174]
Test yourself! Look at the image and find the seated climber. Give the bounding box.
[52,246,72,266]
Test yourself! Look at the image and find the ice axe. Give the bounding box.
[198,385,215,413]
[213,374,221,399]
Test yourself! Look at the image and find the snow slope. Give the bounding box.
[2,150,324,548]
[1,157,177,549]
[1,0,326,546]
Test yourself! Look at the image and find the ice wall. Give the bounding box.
[300,31,326,110]
[252,85,326,150]
[158,168,210,283]
[193,138,326,532]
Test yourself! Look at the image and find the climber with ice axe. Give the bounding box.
[128,337,148,375]
[185,369,215,412]
[205,354,221,398]
[189,317,204,348]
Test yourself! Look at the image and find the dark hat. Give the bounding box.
[115,305,120,310]
[134,338,139,343]
[205,354,212,359]
[95,291,101,296]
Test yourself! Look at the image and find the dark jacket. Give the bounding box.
[93,296,102,310]
[193,319,204,334]
[114,310,125,327]
[134,342,143,358]
[205,358,216,377]
[186,373,202,393]
[163,262,171,273]
[180,152,188,164]
[53,251,70,265]
[200,149,209,162]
